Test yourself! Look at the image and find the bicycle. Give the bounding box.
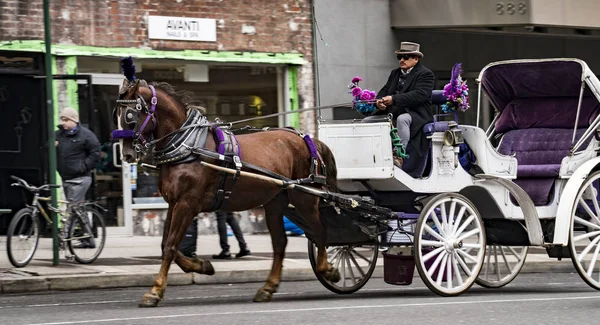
[6,175,107,267]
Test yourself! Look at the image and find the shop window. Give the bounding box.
[137,64,280,129]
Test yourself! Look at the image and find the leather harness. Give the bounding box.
[149,109,328,211]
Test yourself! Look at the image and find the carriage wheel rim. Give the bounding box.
[476,245,528,287]
[311,243,378,291]
[569,170,600,289]
[416,194,486,295]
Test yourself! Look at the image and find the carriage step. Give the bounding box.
[545,246,571,260]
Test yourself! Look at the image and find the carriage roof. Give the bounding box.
[477,58,600,112]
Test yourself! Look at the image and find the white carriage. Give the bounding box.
[302,58,600,296]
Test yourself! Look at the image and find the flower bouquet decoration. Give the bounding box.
[441,63,470,115]
[348,76,377,115]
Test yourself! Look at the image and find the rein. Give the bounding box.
[113,91,352,153]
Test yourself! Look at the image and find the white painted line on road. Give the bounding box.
[1,282,588,310]
[26,294,600,325]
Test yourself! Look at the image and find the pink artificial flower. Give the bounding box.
[352,87,362,97]
[352,76,362,84]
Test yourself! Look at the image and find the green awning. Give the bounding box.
[0,40,305,65]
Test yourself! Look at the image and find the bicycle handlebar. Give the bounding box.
[10,175,61,193]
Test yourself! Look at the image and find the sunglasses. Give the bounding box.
[396,54,414,61]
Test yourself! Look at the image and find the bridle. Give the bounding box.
[111,85,158,154]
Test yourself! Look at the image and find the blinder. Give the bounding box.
[111,85,158,154]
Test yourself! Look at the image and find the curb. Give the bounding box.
[0,260,579,295]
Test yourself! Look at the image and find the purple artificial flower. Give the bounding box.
[360,91,370,100]
[352,87,362,97]
[352,76,362,84]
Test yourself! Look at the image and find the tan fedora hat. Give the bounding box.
[395,41,424,58]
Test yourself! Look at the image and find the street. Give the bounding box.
[1,273,600,325]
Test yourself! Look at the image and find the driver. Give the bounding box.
[367,42,435,167]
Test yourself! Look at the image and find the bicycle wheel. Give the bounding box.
[67,207,106,264]
[6,208,40,268]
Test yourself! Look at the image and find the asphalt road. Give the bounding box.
[1,273,600,325]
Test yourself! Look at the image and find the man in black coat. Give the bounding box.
[369,42,435,166]
[55,107,101,248]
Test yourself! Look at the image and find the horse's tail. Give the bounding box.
[316,140,338,193]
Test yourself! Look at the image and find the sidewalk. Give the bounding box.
[0,234,578,294]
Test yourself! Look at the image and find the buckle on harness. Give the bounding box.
[233,155,242,169]
[216,189,231,200]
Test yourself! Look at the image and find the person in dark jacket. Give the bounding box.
[367,42,435,166]
[55,107,101,248]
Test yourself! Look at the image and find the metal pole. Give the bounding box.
[311,5,321,110]
[44,0,59,266]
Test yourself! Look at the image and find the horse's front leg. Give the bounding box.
[161,206,214,275]
[174,250,215,275]
[139,201,198,307]
[253,193,289,302]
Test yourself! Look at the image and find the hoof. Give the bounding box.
[199,259,215,275]
[324,267,341,283]
[139,292,161,308]
[253,289,273,302]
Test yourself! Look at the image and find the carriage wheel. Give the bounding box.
[569,170,600,290]
[307,240,378,294]
[476,245,528,288]
[414,193,486,296]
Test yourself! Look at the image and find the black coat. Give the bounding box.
[374,62,435,157]
[56,125,101,181]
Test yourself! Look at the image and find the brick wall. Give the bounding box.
[1,0,312,53]
[0,0,317,132]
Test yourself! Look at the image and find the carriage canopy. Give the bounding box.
[478,59,600,134]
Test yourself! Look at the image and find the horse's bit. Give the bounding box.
[111,85,158,153]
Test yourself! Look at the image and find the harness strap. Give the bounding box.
[210,126,244,211]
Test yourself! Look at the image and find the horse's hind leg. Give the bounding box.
[253,193,289,302]
[291,192,340,283]
[140,201,207,307]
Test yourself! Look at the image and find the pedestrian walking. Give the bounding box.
[213,211,251,259]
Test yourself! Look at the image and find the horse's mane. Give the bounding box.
[150,81,205,114]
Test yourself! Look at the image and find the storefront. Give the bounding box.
[0,39,306,237]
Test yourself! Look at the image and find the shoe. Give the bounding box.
[212,251,232,259]
[236,248,251,259]
[73,240,95,249]
[393,156,403,168]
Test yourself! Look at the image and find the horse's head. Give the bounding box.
[112,78,158,163]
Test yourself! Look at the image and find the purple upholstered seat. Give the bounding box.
[498,128,587,179]
[496,100,595,205]
[481,60,600,206]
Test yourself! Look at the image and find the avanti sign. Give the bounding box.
[148,16,217,42]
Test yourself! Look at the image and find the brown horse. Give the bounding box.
[113,77,340,307]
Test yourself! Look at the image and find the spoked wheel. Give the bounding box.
[6,208,40,268]
[569,170,600,290]
[476,245,528,288]
[414,193,486,296]
[67,207,106,264]
[308,240,378,294]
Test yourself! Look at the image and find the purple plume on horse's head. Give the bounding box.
[351,76,362,84]
[121,56,136,82]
